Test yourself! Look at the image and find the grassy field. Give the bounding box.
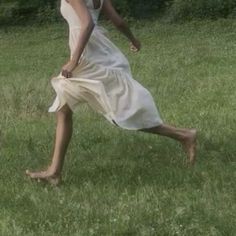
[0,20,236,235]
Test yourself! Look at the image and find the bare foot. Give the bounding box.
[25,169,61,186]
[181,129,197,166]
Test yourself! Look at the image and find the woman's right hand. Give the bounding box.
[130,39,141,52]
[61,59,78,78]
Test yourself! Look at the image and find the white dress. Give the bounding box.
[49,0,163,130]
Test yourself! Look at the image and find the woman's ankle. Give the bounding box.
[47,166,61,177]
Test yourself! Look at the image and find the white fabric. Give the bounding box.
[49,0,163,130]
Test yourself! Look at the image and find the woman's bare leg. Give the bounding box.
[141,124,197,165]
[26,104,73,185]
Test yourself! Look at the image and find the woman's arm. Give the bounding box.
[62,0,94,78]
[102,0,141,52]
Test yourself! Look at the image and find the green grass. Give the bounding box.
[0,20,236,235]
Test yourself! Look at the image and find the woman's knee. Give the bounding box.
[57,104,73,119]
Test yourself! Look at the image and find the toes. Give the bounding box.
[25,170,44,179]
[25,169,34,178]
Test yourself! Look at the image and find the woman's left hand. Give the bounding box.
[130,38,141,52]
[61,59,78,78]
